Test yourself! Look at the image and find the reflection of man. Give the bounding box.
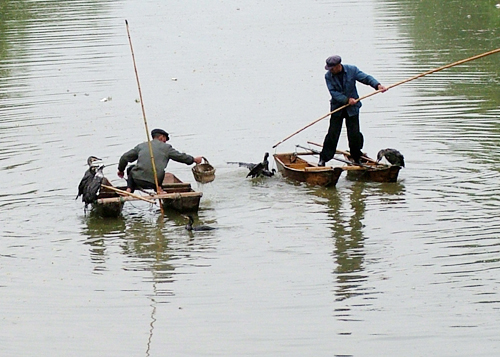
[319,55,387,166]
[117,128,202,193]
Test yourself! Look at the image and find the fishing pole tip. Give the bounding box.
[125,19,128,25]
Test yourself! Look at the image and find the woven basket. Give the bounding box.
[192,157,216,183]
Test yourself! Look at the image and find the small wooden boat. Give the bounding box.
[273,152,343,187]
[94,173,202,217]
[338,149,402,183]
[159,173,203,213]
[91,178,125,218]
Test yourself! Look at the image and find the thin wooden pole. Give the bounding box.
[102,184,156,204]
[307,140,381,164]
[125,20,164,214]
[272,47,500,148]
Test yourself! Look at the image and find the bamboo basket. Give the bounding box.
[192,157,216,183]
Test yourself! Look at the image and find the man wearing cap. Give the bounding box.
[318,55,387,166]
[117,129,203,193]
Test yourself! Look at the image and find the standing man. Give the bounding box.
[117,128,202,193]
[318,55,387,166]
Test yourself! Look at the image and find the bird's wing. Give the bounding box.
[227,161,256,170]
[247,162,264,178]
[77,169,94,199]
[82,172,104,204]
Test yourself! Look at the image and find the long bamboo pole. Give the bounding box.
[272,47,500,148]
[125,20,164,214]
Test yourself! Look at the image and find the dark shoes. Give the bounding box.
[318,159,326,167]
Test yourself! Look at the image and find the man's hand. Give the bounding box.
[377,84,387,92]
[348,98,357,106]
[193,156,203,165]
[117,170,124,178]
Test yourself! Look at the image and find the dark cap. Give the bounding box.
[151,128,169,140]
[325,55,342,70]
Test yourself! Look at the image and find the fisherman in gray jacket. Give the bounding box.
[117,128,202,193]
[318,55,387,166]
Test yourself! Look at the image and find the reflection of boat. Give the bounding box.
[337,149,402,183]
[94,173,202,217]
[273,152,343,187]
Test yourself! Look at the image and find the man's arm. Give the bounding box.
[325,72,349,105]
[117,148,138,177]
[354,67,382,90]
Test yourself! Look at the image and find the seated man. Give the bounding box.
[117,128,202,193]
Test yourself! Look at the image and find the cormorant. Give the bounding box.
[184,215,217,231]
[228,152,275,178]
[76,156,105,210]
[376,149,405,167]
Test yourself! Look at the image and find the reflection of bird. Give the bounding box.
[377,149,405,167]
[76,156,105,210]
[228,152,275,178]
[185,215,217,231]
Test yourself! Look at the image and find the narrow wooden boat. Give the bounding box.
[338,150,402,183]
[94,173,202,216]
[273,152,343,187]
[159,173,202,213]
[91,178,125,218]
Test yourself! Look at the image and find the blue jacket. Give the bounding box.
[325,64,380,117]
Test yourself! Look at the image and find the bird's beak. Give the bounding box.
[90,160,103,167]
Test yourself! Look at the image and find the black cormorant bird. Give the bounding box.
[228,152,275,178]
[376,149,405,167]
[184,215,217,231]
[76,156,105,210]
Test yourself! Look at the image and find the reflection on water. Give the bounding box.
[313,181,406,321]
[2,0,500,355]
[331,183,367,305]
[82,215,127,270]
[81,210,218,299]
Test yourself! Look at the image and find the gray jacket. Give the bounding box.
[118,139,194,184]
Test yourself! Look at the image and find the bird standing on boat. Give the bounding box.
[184,215,217,231]
[76,156,105,210]
[228,152,275,178]
[376,148,405,167]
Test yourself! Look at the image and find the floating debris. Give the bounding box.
[100,97,112,102]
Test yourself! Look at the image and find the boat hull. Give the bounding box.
[88,178,124,217]
[338,150,402,183]
[161,173,202,213]
[91,200,124,218]
[344,165,401,182]
[274,153,343,187]
[92,173,202,217]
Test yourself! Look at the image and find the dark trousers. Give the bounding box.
[126,166,163,193]
[320,109,363,163]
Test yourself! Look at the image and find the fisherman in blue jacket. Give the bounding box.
[318,55,387,166]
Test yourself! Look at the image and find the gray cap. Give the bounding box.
[151,128,169,140]
[325,55,342,70]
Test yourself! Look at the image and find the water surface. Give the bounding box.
[1,0,500,356]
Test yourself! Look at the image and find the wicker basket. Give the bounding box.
[192,157,216,183]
